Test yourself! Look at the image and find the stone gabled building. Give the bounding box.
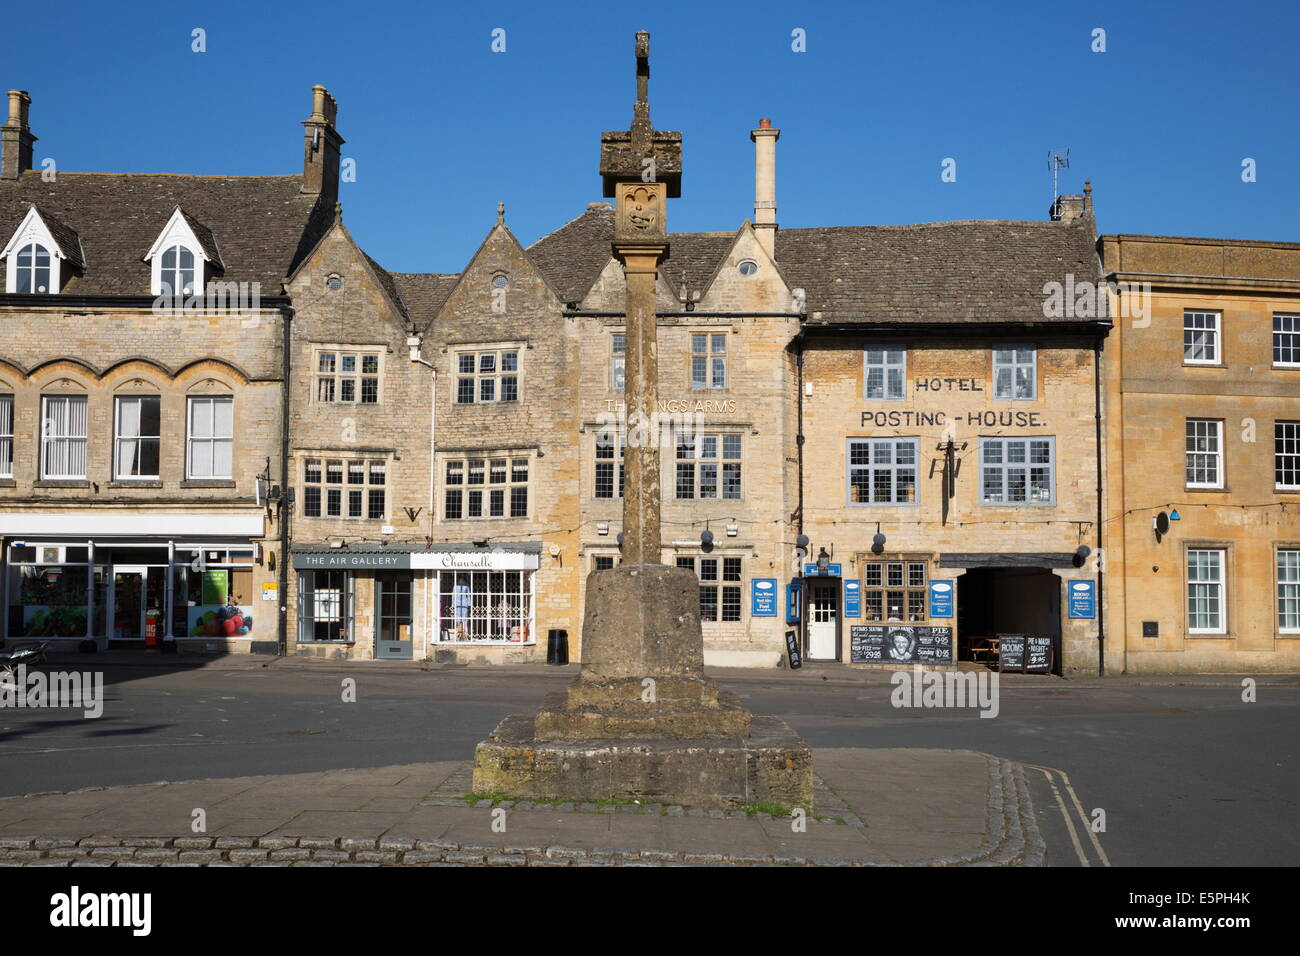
[0,86,334,650]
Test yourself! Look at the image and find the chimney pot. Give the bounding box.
[758,117,771,129]
[1,89,35,180]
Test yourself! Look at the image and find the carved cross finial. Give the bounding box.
[497,201,505,224]
[635,31,650,107]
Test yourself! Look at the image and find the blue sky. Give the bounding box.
[6,0,1298,272]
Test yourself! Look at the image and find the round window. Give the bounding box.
[737,260,758,277]
[326,275,343,291]
[492,274,509,289]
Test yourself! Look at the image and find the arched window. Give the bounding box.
[159,244,197,296]
[15,242,51,294]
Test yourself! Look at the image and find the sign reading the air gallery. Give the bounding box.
[751,578,778,617]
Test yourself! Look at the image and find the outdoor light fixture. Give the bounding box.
[328,538,344,549]
[597,522,609,536]
[1073,545,1092,568]
[701,528,714,547]
[796,533,809,551]
[816,547,830,572]
[872,522,886,554]
[726,523,738,537]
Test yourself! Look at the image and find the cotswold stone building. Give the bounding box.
[1100,235,1300,672]
[2,71,1294,675]
[0,88,334,652]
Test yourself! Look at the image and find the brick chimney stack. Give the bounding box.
[1,90,36,180]
[750,118,780,258]
[301,85,343,203]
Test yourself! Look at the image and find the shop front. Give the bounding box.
[1,513,271,649]
[291,543,542,662]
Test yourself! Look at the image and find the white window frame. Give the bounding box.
[863,347,907,400]
[847,437,919,506]
[114,395,162,480]
[992,346,1037,400]
[594,429,625,499]
[2,207,66,294]
[1274,314,1300,368]
[454,347,520,404]
[435,569,535,644]
[862,558,929,623]
[979,436,1056,505]
[40,395,88,480]
[0,394,12,478]
[315,348,382,405]
[1279,549,1300,634]
[1277,421,1300,491]
[690,332,727,391]
[186,396,233,480]
[1186,418,1224,489]
[611,332,626,390]
[144,207,214,297]
[1186,548,1227,635]
[1183,310,1221,366]
[674,431,742,500]
[675,554,744,623]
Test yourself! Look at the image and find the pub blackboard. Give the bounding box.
[850,625,953,664]
[1026,635,1053,673]
[784,630,802,670]
[998,635,1026,672]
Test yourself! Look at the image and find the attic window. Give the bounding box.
[491,274,509,290]
[14,243,52,293]
[327,274,343,291]
[737,260,758,277]
[159,245,197,297]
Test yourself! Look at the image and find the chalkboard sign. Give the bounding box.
[850,625,953,664]
[998,635,1025,672]
[1025,636,1053,673]
[784,630,802,670]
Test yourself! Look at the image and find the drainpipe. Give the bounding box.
[1094,337,1105,677]
[278,304,293,656]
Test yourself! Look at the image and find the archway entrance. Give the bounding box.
[957,567,1061,674]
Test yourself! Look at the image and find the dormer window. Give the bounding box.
[144,207,222,297]
[159,244,197,296]
[15,243,52,293]
[3,205,81,295]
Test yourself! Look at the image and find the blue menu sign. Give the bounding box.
[843,579,862,618]
[929,580,954,618]
[1068,580,1096,619]
[751,578,778,617]
[785,580,802,623]
[803,563,843,577]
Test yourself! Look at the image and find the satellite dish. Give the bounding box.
[1154,511,1170,535]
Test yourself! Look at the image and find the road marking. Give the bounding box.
[1025,763,1110,867]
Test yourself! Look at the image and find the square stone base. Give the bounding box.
[471,714,814,810]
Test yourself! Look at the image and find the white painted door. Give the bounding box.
[808,580,839,659]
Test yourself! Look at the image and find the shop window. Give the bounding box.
[1186,419,1223,489]
[675,431,741,499]
[1276,421,1300,490]
[1187,548,1226,634]
[436,570,533,643]
[297,569,353,643]
[690,333,726,390]
[980,437,1055,505]
[172,548,256,639]
[41,395,88,479]
[1184,311,1220,365]
[187,396,233,479]
[862,559,928,622]
[303,458,386,519]
[316,350,380,404]
[444,456,528,519]
[863,347,906,400]
[455,349,519,404]
[114,396,161,479]
[676,555,742,622]
[993,346,1036,400]
[848,437,918,505]
[5,544,91,637]
[0,394,12,477]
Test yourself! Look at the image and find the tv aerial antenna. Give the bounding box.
[1048,148,1070,207]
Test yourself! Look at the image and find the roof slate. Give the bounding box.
[0,171,329,295]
